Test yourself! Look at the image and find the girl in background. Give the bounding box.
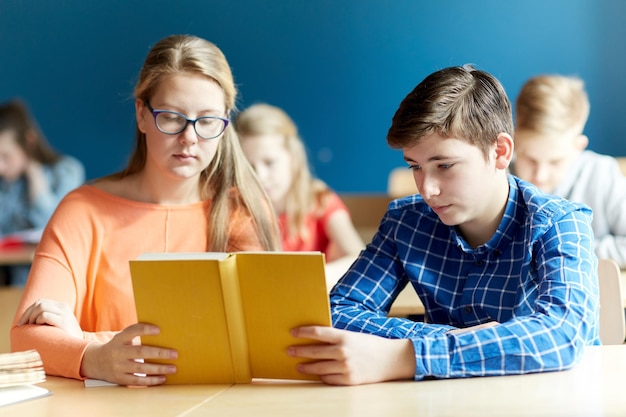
[236,104,364,286]
[0,99,85,286]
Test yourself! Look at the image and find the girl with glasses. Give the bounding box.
[12,35,280,386]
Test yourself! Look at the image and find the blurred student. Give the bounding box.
[12,34,280,386]
[236,103,364,287]
[287,65,598,385]
[0,99,85,286]
[512,75,626,268]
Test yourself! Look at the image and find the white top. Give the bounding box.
[553,150,626,267]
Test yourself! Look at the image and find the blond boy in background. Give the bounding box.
[513,75,626,268]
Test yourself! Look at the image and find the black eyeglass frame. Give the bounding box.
[144,101,230,140]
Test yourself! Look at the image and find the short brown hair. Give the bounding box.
[387,65,513,159]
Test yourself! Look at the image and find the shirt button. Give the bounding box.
[476,260,483,266]
[464,306,472,314]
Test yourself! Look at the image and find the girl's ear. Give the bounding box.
[494,132,514,170]
[23,128,39,156]
[135,99,148,134]
[24,128,37,148]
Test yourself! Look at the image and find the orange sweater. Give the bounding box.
[11,185,264,379]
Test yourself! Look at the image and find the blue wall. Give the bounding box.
[1,1,625,192]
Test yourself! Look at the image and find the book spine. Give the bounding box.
[218,254,252,383]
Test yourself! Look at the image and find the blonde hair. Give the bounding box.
[117,35,279,251]
[387,65,513,160]
[235,103,331,244]
[515,75,590,136]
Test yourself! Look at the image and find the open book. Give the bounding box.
[130,251,331,385]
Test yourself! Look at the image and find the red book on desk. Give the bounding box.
[0,229,42,250]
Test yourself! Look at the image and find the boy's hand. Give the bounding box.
[287,326,415,386]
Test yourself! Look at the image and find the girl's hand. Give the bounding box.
[18,299,83,338]
[24,160,48,200]
[80,323,178,386]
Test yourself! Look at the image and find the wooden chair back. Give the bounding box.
[598,258,626,345]
[340,194,393,243]
[387,167,418,198]
[616,157,626,177]
[0,287,24,352]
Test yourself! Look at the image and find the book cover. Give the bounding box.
[129,251,331,385]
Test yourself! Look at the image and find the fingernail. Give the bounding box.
[169,350,178,359]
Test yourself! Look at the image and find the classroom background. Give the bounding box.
[1,0,624,193]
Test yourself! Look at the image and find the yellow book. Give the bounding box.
[129,251,331,385]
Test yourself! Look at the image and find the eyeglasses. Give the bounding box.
[144,101,230,140]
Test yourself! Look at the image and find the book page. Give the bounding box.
[84,379,118,388]
[0,384,51,407]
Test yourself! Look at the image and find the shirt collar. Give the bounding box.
[453,175,521,256]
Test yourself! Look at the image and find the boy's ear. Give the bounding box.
[493,132,514,170]
[574,134,589,151]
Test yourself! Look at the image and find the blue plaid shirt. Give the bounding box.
[330,175,599,380]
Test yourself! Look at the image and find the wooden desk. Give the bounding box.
[199,345,626,417]
[4,346,625,416]
[3,378,230,415]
